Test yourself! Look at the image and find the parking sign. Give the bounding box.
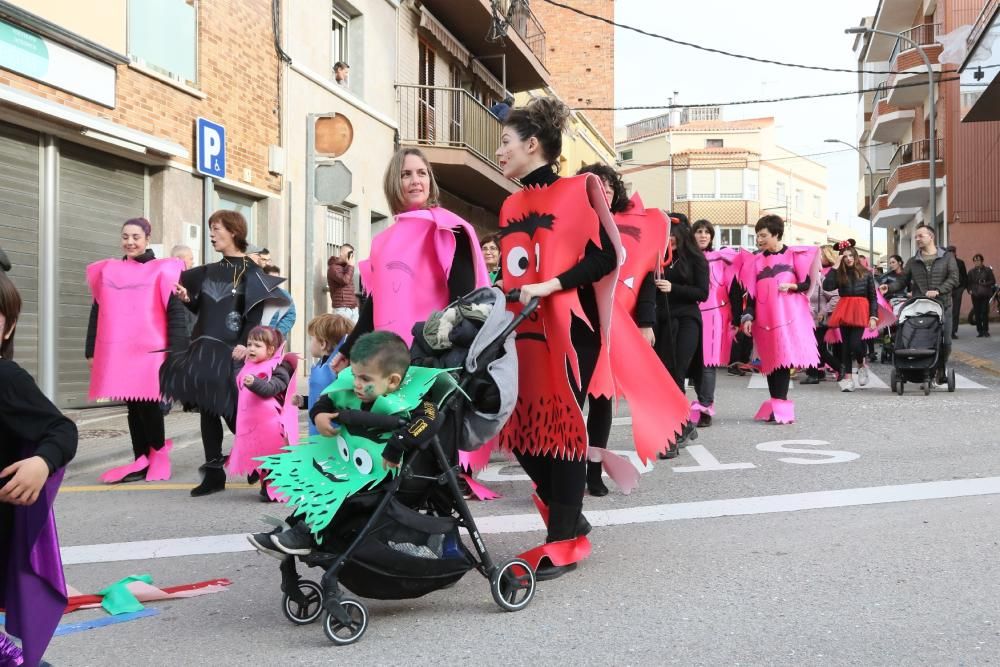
[196,117,226,178]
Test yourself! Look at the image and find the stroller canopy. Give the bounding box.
[895,297,944,323]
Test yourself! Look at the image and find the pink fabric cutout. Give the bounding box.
[228,349,300,476]
[86,257,184,401]
[754,399,774,422]
[66,579,230,612]
[587,446,639,495]
[145,439,172,481]
[771,399,795,424]
[460,473,501,501]
[689,401,715,424]
[701,248,739,367]
[99,455,149,484]
[459,441,493,473]
[358,207,489,345]
[518,536,592,571]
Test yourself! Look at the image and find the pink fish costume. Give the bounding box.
[690,247,739,424]
[227,347,300,479]
[736,246,820,423]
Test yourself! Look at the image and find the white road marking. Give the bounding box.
[748,374,795,390]
[61,475,1000,565]
[755,440,860,465]
[854,370,889,390]
[951,373,987,390]
[671,444,756,472]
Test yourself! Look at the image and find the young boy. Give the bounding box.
[248,331,446,557]
[292,314,353,434]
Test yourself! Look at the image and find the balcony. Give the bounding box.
[886,24,943,108]
[871,175,922,229]
[870,82,915,142]
[419,0,549,92]
[885,138,945,209]
[397,84,517,213]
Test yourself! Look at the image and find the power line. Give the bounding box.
[539,0,965,76]
[617,143,895,169]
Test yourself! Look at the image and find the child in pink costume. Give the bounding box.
[226,326,298,500]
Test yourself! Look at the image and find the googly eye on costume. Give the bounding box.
[353,448,374,474]
[507,246,530,277]
[337,436,350,462]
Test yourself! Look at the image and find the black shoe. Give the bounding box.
[247,470,260,484]
[119,468,149,483]
[658,442,679,460]
[190,461,226,497]
[800,376,820,385]
[534,561,578,581]
[727,365,744,376]
[576,514,592,537]
[272,522,315,556]
[977,332,985,337]
[586,462,608,497]
[697,412,712,427]
[247,528,287,560]
[678,421,698,447]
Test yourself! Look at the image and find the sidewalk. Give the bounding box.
[949,321,1000,377]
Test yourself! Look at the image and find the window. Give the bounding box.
[775,182,786,205]
[418,41,436,142]
[326,206,350,260]
[128,0,197,85]
[719,227,742,247]
[331,5,350,72]
[690,170,715,199]
[719,170,743,199]
[619,149,633,162]
[794,189,804,212]
[813,195,822,218]
[673,170,687,200]
[706,139,724,148]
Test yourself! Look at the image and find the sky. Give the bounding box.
[614,0,885,247]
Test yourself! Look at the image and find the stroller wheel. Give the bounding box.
[322,599,368,645]
[282,580,323,625]
[923,381,931,396]
[490,558,536,612]
[947,368,956,392]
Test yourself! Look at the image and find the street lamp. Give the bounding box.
[846,25,939,244]
[825,138,875,264]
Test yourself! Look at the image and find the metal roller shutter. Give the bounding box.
[57,142,145,407]
[0,122,40,377]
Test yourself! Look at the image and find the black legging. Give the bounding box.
[655,315,701,392]
[839,325,865,375]
[766,368,791,400]
[973,296,991,334]
[126,400,165,459]
[807,324,841,378]
[201,411,237,462]
[586,395,613,452]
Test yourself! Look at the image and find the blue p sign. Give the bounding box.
[196,118,226,179]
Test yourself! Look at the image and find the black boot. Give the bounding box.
[586,461,609,497]
[658,439,679,460]
[191,458,226,497]
[535,502,583,581]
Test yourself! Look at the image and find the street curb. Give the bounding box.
[950,349,1000,377]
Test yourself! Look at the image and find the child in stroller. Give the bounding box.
[248,288,537,644]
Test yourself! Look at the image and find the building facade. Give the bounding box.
[0,0,281,405]
[618,112,829,249]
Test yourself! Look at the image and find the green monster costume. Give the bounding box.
[258,366,455,540]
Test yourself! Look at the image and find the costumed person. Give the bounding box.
[0,270,78,667]
[292,313,353,434]
[329,148,492,497]
[802,245,843,385]
[225,326,298,501]
[576,163,688,496]
[249,331,449,558]
[481,235,502,285]
[823,241,878,392]
[654,214,709,451]
[86,218,188,484]
[689,219,738,427]
[161,210,289,497]
[735,215,819,424]
[493,97,619,580]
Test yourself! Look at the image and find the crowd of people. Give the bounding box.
[2,94,998,663]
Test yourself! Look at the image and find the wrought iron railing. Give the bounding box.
[888,23,941,66]
[396,84,503,170]
[872,176,888,200]
[888,138,943,173]
[506,1,547,65]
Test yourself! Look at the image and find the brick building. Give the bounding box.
[0,0,281,405]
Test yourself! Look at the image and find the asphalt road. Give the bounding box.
[42,352,1000,666]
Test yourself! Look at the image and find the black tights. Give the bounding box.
[126,400,165,459]
[201,411,236,462]
[655,316,701,392]
[839,325,865,375]
[766,367,791,400]
[586,395,613,451]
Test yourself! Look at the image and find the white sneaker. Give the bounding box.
[857,365,869,387]
[839,378,855,392]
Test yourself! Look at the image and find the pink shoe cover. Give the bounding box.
[99,455,149,483]
[689,401,716,424]
[145,439,173,481]
[771,399,795,424]
[753,399,774,422]
[460,473,501,500]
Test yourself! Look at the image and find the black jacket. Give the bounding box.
[659,251,709,320]
[0,359,78,475]
[968,265,996,299]
[823,270,877,318]
[246,359,293,400]
[889,248,960,310]
[85,250,191,358]
[956,258,968,289]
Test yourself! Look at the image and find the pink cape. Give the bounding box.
[227,348,300,476]
[358,207,490,345]
[736,246,820,375]
[85,257,184,401]
[700,248,739,367]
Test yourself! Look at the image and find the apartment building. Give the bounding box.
[0,0,281,405]
[855,0,1000,276]
[617,111,829,249]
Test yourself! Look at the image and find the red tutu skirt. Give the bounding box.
[827,296,871,328]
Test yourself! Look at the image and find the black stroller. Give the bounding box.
[275,288,537,645]
[889,296,956,395]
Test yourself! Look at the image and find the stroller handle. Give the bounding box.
[335,409,406,431]
[505,289,540,319]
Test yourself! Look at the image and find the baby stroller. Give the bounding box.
[889,296,956,395]
[275,288,536,645]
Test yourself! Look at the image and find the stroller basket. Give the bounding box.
[338,498,475,600]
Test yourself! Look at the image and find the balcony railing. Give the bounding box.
[888,23,941,66]
[504,1,547,65]
[873,82,889,104]
[872,176,888,200]
[396,84,503,170]
[888,138,943,173]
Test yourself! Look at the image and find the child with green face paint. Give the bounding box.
[249,331,448,558]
